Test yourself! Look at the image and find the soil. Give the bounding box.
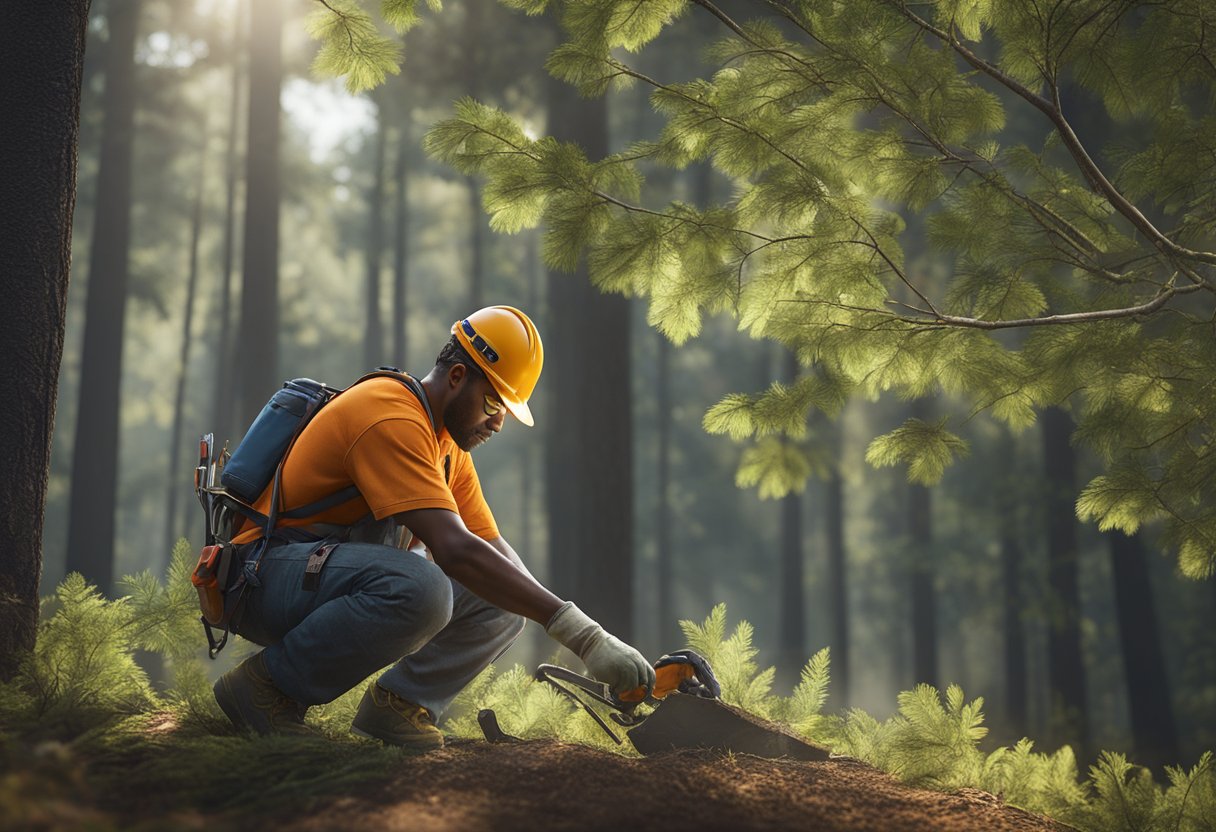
[255,739,1074,832]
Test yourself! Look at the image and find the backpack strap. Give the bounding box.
[246,367,434,549]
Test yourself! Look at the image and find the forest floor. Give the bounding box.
[7,730,1076,832]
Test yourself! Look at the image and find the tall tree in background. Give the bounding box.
[391,120,410,371]
[825,431,849,710]
[1000,454,1029,735]
[777,349,806,686]
[1108,531,1179,773]
[364,96,387,369]
[237,0,282,427]
[655,332,675,646]
[0,0,91,678]
[212,4,245,443]
[1042,407,1090,753]
[65,0,143,593]
[908,398,938,688]
[164,129,209,557]
[541,45,634,639]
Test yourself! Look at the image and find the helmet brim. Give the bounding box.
[501,395,535,427]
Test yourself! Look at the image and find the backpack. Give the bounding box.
[191,367,433,657]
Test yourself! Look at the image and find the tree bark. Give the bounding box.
[65,0,142,594]
[0,0,90,680]
[237,0,282,428]
[1041,406,1090,753]
[164,130,208,558]
[392,123,409,371]
[909,398,937,688]
[544,61,634,640]
[364,101,386,369]
[778,350,806,688]
[1108,531,1179,773]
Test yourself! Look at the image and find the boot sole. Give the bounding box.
[350,722,444,750]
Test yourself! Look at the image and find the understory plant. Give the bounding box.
[2,571,1213,830]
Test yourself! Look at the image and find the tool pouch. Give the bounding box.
[191,544,234,626]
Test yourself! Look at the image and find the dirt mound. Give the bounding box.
[272,740,1072,832]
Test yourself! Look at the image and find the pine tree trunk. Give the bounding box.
[0,0,90,680]
[164,131,207,559]
[1041,406,1090,752]
[1002,526,1029,734]
[237,0,282,428]
[212,6,244,444]
[1109,531,1179,773]
[468,176,485,309]
[825,457,849,710]
[364,101,386,369]
[544,64,634,639]
[656,332,674,645]
[778,350,806,688]
[909,398,937,688]
[65,0,142,594]
[392,123,409,371]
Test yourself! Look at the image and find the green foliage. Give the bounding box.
[6,575,156,735]
[442,661,643,754]
[4,595,1215,827]
[306,0,406,93]
[679,604,777,717]
[411,0,1216,576]
[866,417,971,485]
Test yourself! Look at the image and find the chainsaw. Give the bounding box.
[478,650,830,761]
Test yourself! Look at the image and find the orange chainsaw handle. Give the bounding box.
[617,662,695,704]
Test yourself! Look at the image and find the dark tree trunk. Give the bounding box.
[0,0,90,679]
[392,124,409,370]
[544,68,634,639]
[520,232,540,558]
[909,399,937,688]
[1001,526,1029,734]
[237,0,282,428]
[364,102,386,369]
[1041,406,1090,752]
[468,176,486,308]
[65,0,142,594]
[164,132,208,558]
[1108,531,1179,773]
[778,350,806,688]
[825,457,849,710]
[212,10,244,443]
[656,332,674,645]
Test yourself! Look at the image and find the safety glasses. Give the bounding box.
[461,319,500,364]
[483,394,504,418]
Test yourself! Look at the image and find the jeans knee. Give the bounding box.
[369,557,453,634]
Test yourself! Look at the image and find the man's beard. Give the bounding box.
[445,383,490,452]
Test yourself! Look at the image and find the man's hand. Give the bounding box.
[545,602,656,696]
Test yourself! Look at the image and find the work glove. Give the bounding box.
[655,649,721,699]
[546,602,657,696]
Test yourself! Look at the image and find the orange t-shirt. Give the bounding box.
[231,376,499,545]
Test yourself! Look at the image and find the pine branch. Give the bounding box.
[890,0,1216,273]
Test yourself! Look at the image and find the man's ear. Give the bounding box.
[447,362,467,389]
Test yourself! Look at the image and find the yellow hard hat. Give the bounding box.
[452,306,544,426]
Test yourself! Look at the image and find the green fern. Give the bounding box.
[679,604,777,717]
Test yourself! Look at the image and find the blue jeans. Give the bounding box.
[232,540,525,718]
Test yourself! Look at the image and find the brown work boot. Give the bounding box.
[350,683,444,750]
[213,652,315,736]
